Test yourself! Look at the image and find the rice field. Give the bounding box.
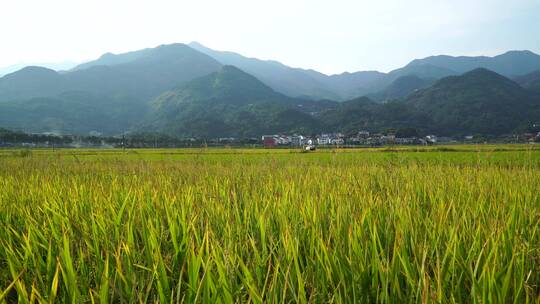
[0,146,539,303]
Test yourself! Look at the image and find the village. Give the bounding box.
[259,130,540,147]
[263,131,452,147]
[259,132,452,148]
[2,127,540,148]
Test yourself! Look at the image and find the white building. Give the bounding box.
[291,135,306,146]
[426,135,437,143]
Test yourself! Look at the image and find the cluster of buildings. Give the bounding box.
[262,135,310,147]
[261,131,459,147]
[518,132,540,143]
[263,133,369,147]
[316,133,345,145]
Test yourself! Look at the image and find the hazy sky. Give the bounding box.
[1,0,539,74]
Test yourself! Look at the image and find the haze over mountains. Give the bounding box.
[145,66,322,138]
[0,61,78,78]
[0,42,539,137]
[190,42,540,101]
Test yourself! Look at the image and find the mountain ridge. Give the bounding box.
[145,65,323,137]
[188,42,540,100]
[404,68,540,135]
[1,43,539,137]
[0,43,222,102]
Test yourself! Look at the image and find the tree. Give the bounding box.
[396,127,419,138]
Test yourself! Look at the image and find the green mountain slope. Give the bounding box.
[189,42,385,100]
[190,42,540,101]
[318,97,431,133]
[514,70,540,93]
[323,71,387,100]
[319,69,540,136]
[145,66,323,137]
[368,75,436,101]
[0,91,147,134]
[0,44,223,134]
[0,67,64,101]
[404,68,540,135]
[1,42,539,137]
[188,42,341,100]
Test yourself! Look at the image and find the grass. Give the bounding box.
[0,146,539,303]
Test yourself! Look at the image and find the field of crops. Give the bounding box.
[1,146,539,303]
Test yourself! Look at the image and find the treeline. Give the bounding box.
[0,128,75,144]
[0,129,261,148]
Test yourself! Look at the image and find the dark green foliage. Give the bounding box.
[405,68,540,135]
[318,69,540,136]
[0,128,78,146]
[0,92,148,134]
[318,97,379,131]
[145,66,322,137]
[395,127,419,137]
[514,70,540,93]
[369,75,435,101]
[318,96,432,133]
[0,44,222,134]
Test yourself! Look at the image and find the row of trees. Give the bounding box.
[2,126,538,148]
[0,129,260,148]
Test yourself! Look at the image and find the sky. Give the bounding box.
[1,0,539,75]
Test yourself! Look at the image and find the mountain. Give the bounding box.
[0,67,64,101]
[0,61,78,77]
[2,42,540,137]
[72,50,154,71]
[371,50,540,101]
[318,97,380,131]
[65,44,222,100]
[369,50,540,97]
[388,63,457,80]
[145,66,325,137]
[0,91,147,134]
[357,51,540,101]
[188,42,385,100]
[402,51,540,77]
[404,68,540,135]
[189,42,540,101]
[188,42,340,100]
[514,70,540,93]
[368,75,436,101]
[318,96,431,134]
[0,44,222,102]
[0,44,224,134]
[323,71,386,100]
[318,69,540,136]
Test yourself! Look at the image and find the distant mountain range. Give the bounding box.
[0,61,78,77]
[189,42,388,101]
[0,44,221,102]
[144,66,323,137]
[0,43,539,137]
[190,42,540,101]
[293,68,539,137]
[514,71,540,93]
